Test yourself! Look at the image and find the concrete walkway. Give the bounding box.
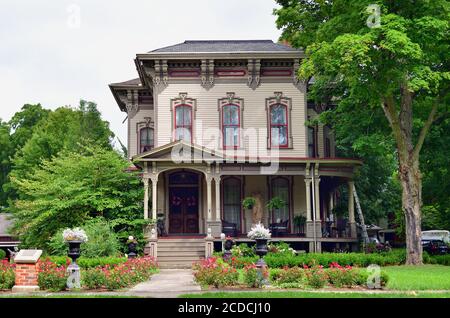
[126,269,201,298]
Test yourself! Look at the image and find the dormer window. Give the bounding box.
[140,127,154,153]
[270,104,288,148]
[222,104,240,148]
[174,105,192,143]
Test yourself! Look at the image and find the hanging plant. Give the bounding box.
[242,197,257,210]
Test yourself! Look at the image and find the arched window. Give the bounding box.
[222,177,242,232]
[222,104,240,148]
[139,127,154,153]
[270,104,288,147]
[174,105,192,142]
[270,177,291,223]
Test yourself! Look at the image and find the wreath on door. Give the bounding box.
[171,196,182,206]
[185,196,197,207]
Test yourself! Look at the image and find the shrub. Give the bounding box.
[49,218,120,257]
[46,256,127,268]
[268,242,296,255]
[0,260,15,289]
[425,254,450,266]
[243,264,269,288]
[193,257,239,288]
[231,244,255,257]
[0,249,6,260]
[274,267,305,285]
[326,263,356,288]
[81,267,106,289]
[305,265,329,288]
[37,259,68,291]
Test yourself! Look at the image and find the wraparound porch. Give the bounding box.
[134,142,362,252]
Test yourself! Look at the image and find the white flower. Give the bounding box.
[128,236,134,241]
[62,227,88,242]
[247,223,271,240]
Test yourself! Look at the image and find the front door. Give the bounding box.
[169,186,199,234]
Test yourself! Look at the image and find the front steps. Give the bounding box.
[156,238,206,269]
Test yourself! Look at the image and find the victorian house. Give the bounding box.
[109,40,361,267]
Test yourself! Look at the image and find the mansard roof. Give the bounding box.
[148,40,301,54]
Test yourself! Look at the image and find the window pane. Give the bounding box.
[279,126,287,146]
[223,105,239,125]
[140,128,153,152]
[176,106,191,125]
[271,127,287,147]
[224,127,238,147]
[271,105,286,124]
[175,127,191,142]
[223,178,241,230]
[176,107,184,126]
[183,106,191,125]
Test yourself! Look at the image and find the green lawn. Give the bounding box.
[181,291,450,298]
[384,265,450,290]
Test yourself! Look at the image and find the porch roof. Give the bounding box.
[132,142,362,176]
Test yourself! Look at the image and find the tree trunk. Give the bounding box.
[399,157,423,265]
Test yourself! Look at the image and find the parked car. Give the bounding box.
[421,239,449,255]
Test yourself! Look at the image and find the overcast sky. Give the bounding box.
[0,0,282,145]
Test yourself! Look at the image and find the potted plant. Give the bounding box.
[63,227,88,266]
[127,236,138,258]
[247,223,271,267]
[266,196,286,223]
[293,214,307,237]
[242,197,257,210]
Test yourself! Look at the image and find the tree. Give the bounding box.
[275,0,449,264]
[10,101,114,192]
[9,146,144,251]
[0,104,49,206]
[0,120,12,208]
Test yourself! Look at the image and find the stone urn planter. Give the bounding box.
[63,227,88,289]
[127,236,138,258]
[255,238,269,267]
[67,240,83,265]
[223,238,234,261]
[247,223,271,268]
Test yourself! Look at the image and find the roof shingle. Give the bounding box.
[149,40,301,53]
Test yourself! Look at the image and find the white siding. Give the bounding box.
[128,108,154,158]
[156,83,307,157]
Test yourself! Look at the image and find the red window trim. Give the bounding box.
[139,127,154,153]
[173,104,193,143]
[222,103,240,149]
[269,103,289,148]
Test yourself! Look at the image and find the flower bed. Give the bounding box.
[192,257,239,288]
[82,257,158,290]
[36,256,158,291]
[192,258,389,290]
[0,260,15,290]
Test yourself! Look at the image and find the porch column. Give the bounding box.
[304,178,312,222]
[348,180,356,237]
[143,177,149,219]
[206,175,213,221]
[206,175,222,237]
[215,177,221,222]
[314,178,321,221]
[151,175,158,220]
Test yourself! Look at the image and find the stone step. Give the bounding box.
[158,263,195,269]
[158,246,204,251]
[158,250,204,256]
